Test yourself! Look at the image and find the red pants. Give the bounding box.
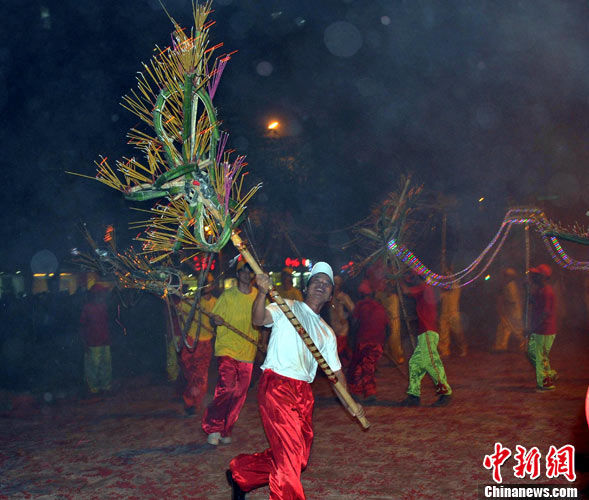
[201,356,253,437]
[180,339,212,409]
[347,342,383,398]
[230,370,314,499]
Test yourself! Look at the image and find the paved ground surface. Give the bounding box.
[1,330,588,499]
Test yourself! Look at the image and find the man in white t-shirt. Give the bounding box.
[226,262,363,500]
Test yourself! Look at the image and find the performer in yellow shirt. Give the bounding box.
[202,260,259,445]
[275,267,303,301]
[178,274,217,416]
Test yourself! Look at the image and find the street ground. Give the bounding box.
[1,330,588,500]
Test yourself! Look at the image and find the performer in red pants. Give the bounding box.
[346,280,389,400]
[227,262,364,500]
[178,278,216,414]
[202,261,259,445]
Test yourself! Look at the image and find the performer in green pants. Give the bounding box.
[398,273,452,407]
[527,264,558,390]
[407,331,452,399]
[527,334,557,389]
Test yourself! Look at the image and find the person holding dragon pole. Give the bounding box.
[526,264,558,391]
[398,270,452,407]
[177,273,217,416]
[201,260,260,445]
[226,262,365,500]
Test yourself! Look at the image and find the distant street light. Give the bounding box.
[267,120,280,130]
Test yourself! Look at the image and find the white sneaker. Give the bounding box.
[207,432,221,445]
[219,436,232,444]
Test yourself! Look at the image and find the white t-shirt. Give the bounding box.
[260,299,341,383]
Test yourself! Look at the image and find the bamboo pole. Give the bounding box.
[230,231,370,430]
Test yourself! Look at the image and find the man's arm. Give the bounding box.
[252,274,273,326]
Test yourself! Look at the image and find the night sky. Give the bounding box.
[2,0,588,273]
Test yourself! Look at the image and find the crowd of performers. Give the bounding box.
[75,260,563,498]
